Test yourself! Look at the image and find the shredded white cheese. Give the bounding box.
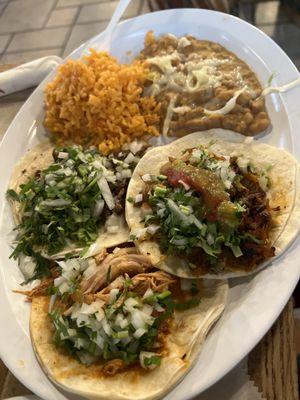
[262,77,300,96]
[204,88,246,116]
[162,95,178,136]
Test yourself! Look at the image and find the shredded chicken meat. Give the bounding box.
[13,269,59,300]
[81,248,153,294]
[84,270,176,305]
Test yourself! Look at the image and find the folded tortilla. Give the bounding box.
[30,279,228,400]
[8,141,130,259]
[126,129,300,279]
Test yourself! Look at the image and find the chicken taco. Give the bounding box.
[28,246,228,400]
[7,141,145,281]
[126,129,300,278]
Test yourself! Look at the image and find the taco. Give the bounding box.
[29,246,228,400]
[126,129,300,278]
[7,141,144,281]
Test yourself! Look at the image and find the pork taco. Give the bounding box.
[28,246,228,400]
[126,129,300,278]
[7,141,144,281]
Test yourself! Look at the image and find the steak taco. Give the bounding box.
[126,130,300,278]
[28,246,228,400]
[7,141,144,281]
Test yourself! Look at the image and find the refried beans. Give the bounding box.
[138,32,270,137]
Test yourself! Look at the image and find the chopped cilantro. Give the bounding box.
[7,145,139,278]
[144,355,161,367]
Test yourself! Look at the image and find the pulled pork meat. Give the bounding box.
[13,268,59,300]
[84,270,176,305]
[129,271,176,297]
[81,247,153,294]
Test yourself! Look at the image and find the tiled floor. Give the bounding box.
[0,0,150,63]
[0,0,300,70]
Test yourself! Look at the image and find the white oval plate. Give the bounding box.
[0,9,299,400]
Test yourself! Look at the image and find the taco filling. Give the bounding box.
[50,271,177,374]
[7,145,143,281]
[131,146,275,274]
[26,247,205,376]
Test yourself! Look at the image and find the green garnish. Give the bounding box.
[138,147,266,265]
[143,355,161,367]
[7,189,19,201]
[7,146,139,279]
[50,283,171,367]
[50,279,200,370]
[154,186,168,198]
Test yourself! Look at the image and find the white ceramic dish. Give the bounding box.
[0,9,299,400]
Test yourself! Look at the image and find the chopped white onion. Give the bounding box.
[142,304,153,316]
[131,228,148,240]
[115,313,128,329]
[237,157,249,174]
[67,328,76,337]
[133,328,147,339]
[121,169,132,179]
[93,199,104,219]
[154,303,165,313]
[54,276,65,287]
[96,334,105,349]
[147,224,160,235]
[259,175,269,191]
[19,255,36,280]
[207,233,214,245]
[106,225,119,234]
[128,140,145,155]
[102,318,112,335]
[80,301,102,315]
[124,152,135,164]
[48,294,57,313]
[135,194,143,204]
[63,167,73,176]
[83,258,98,278]
[59,281,70,294]
[97,176,115,210]
[40,199,71,207]
[143,288,153,299]
[82,242,103,259]
[57,151,69,159]
[172,238,188,246]
[95,308,105,322]
[124,297,139,312]
[108,289,120,304]
[141,174,152,182]
[115,172,122,181]
[131,309,146,330]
